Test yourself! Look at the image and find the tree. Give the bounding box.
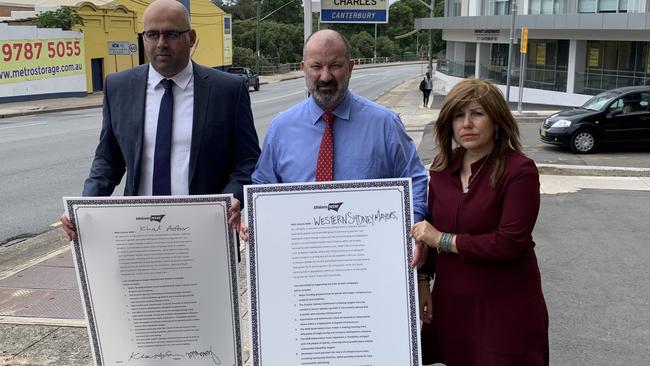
[33,6,84,30]
[233,46,256,67]
[233,19,303,64]
[260,0,302,24]
[349,31,374,59]
[376,36,399,57]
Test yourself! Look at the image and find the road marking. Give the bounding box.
[254,90,305,104]
[0,122,46,130]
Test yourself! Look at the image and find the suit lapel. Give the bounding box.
[189,62,210,190]
[131,65,148,194]
[130,66,149,194]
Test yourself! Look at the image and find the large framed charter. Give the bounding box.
[64,195,242,366]
[245,179,421,366]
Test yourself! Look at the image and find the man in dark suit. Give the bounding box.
[61,0,260,240]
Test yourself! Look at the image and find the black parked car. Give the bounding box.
[226,67,260,91]
[539,86,650,153]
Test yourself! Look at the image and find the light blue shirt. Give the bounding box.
[252,91,428,222]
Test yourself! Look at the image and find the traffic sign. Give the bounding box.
[320,0,389,24]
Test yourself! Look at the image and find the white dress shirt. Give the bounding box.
[138,61,194,196]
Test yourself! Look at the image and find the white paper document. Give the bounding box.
[63,195,242,366]
[245,179,421,366]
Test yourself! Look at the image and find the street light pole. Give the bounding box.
[505,0,517,103]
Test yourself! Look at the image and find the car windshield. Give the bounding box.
[227,68,245,74]
[581,91,620,111]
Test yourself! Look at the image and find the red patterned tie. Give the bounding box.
[316,112,335,181]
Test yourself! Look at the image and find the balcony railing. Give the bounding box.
[437,58,475,78]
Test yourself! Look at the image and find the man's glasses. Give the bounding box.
[143,30,190,41]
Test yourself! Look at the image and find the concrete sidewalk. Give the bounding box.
[2,68,650,366]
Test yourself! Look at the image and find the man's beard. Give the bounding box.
[308,74,350,111]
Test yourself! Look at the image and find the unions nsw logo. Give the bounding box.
[136,214,166,222]
[313,202,344,212]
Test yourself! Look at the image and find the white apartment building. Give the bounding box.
[416,0,650,106]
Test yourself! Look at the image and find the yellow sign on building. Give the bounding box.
[0,38,85,85]
[536,43,546,65]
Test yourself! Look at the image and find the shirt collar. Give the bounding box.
[307,90,353,125]
[148,61,193,90]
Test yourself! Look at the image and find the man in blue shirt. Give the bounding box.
[252,29,427,222]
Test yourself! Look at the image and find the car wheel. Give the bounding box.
[254,80,260,91]
[570,130,597,153]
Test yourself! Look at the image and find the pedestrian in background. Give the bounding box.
[411,78,549,366]
[420,72,433,107]
[60,0,260,240]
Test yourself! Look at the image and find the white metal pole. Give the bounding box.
[505,1,517,103]
[303,0,312,44]
[518,52,525,113]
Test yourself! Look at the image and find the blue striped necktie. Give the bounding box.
[152,78,174,195]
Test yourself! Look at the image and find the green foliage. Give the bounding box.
[232,46,272,68]
[226,0,445,64]
[349,31,374,58]
[222,0,256,20]
[233,46,256,67]
[376,36,398,57]
[33,6,84,31]
[261,0,302,23]
[234,19,303,64]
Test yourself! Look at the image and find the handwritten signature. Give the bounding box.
[128,350,183,361]
[127,345,221,365]
[186,345,222,365]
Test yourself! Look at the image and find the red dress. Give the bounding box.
[421,149,548,366]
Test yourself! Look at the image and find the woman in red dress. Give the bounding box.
[411,78,548,366]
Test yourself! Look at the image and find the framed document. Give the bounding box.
[245,179,421,366]
[63,195,242,366]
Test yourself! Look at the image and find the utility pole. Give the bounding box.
[505,0,517,103]
[415,0,434,74]
[303,0,312,43]
[374,23,377,60]
[428,0,433,75]
[255,0,261,73]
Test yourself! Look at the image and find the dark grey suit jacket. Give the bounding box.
[82,62,260,203]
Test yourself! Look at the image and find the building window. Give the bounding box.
[450,0,461,16]
[485,0,511,15]
[578,0,630,13]
[529,0,565,14]
[524,39,569,92]
[577,40,650,95]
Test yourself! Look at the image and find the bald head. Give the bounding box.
[303,29,351,61]
[144,0,191,30]
[142,0,196,77]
